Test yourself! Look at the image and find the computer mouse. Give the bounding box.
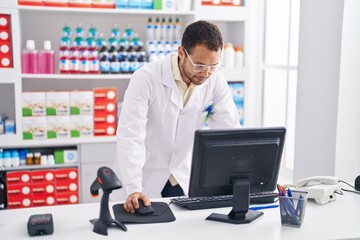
[135,200,154,216]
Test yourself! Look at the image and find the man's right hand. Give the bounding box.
[123,192,151,214]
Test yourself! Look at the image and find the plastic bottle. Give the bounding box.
[47,154,55,165]
[234,46,244,68]
[223,43,235,68]
[22,39,39,74]
[166,17,173,42]
[40,155,48,166]
[11,150,20,167]
[146,17,154,42]
[0,152,3,168]
[128,51,139,73]
[26,152,33,165]
[161,17,167,41]
[34,152,41,165]
[69,41,80,74]
[154,17,161,41]
[39,40,55,74]
[172,40,179,53]
[19,149,27,166]
[3,150,11,168]
[59,36,71,74]
[173,17,181,42]
[79,41,90,74]
[148,50,158,62]
[87,36,99,74]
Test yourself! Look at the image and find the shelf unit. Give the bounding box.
[0,0,251,205]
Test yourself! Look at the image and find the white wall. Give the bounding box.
[294,0,360,183]
[335,0,360,183]
[294,0,343,181]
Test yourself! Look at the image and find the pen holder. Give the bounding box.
[279,191,308,228]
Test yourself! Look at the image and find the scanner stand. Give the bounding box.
[90,191,127,235]
[206,174,264,224]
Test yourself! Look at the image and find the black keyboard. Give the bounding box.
[170,192,278,210]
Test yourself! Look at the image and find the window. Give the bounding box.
[262,0,300,173]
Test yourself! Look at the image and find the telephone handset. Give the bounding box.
[293,176,342,205]
[295,176,339,188]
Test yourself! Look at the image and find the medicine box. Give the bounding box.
[70,90,94,115]
[22,92,46,116]
[93,87,117,103]
[46,91,70,116]
[46,116,70,139]
[22,116,47,140]
[54,149,78,164]
[70,115,93,137]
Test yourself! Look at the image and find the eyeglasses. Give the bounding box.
[183,48,223,73]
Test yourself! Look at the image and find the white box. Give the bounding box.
[70,90,94,115]
[22,116,47,140]
[22,92,46,116]
[46,91,70,116]
[64,150,78,164]
[70,115,93,138]
[47,116,70,139]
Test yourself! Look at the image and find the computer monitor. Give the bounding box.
[188,127,286,224]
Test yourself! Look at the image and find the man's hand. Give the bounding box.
[123,192,151,213]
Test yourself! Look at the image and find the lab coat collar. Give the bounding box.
[161,55,210,109]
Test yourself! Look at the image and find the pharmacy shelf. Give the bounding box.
[222,67,247,82]
[195,6,248,22]
[0,136,117,148]
[0,77,16,83]
[22,73,133,80]
[1,163,79,172]
[18,5,195,16]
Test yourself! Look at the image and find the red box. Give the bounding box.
[0,29,10,42]
[7,184,32,197]
[93,87,117,102]
[7,195,32,209]
[54,168,78,182]
[56,181,78,194]
[6,171,32,185]
[94,122,116,136]
[32,183,56,196]
[32,195,56,207]
[94,112,116,124]
[32,170,55,183]
[56,193,79,205]
[94,102,116,114]
[0,15,10,29]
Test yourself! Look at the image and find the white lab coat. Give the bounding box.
[115,55,240,199]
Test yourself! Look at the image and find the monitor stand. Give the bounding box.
[206,174,264,224]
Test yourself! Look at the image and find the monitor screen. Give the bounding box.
[188,127,286,198]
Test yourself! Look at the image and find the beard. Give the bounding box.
[181,61,209,86]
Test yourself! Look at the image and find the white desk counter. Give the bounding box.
[0,193,359,240]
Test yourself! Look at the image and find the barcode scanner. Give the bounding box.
[90,166,127,236]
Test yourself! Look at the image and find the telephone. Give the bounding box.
[292,176,342,205]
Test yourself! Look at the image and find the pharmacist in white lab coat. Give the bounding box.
[116,20,240,213]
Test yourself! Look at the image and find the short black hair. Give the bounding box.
[181,20,223,54]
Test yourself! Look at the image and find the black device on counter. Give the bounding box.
[90,166,127,236]
[27,213,54,236]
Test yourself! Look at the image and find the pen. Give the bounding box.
[295,194,303,215]
[287,187,295,207]
[249,204,279,211]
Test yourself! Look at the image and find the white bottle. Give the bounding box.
[40,155,48,166]
[3,151,11,168]
[47,154,55,165]
[11,150,20,167]
[223,43,235,68]
[234,46,244,68]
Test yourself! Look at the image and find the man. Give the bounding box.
[116,20,240,213]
